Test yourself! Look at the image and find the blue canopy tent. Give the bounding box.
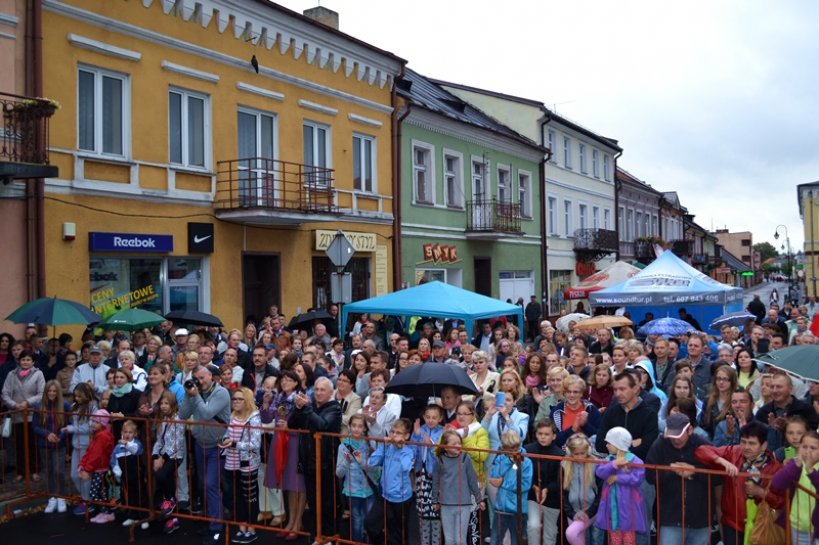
[588,250,744,330]
[340,281,524,338]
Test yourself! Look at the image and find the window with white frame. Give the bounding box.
[303,121,331,186]
[169,88,209,168]
[563,136,572,169]
[353,133,375,193]
[472,158,488,202]
[412,143,434,204]
[497,165,511,203]
[651,214,658,236]
[579,204,588,229]
[547,130,557,163]
[592,149,599,178]
[579,143,587,174]
[636,211,643,237]
[618,206,625,240]
[603,154,611,181]
[592,206,600,229]
[548,196,558,235]
[518,170,532,218]
[626,209,634,240]
[78,66,128,157]
[604,209,611,230]
[443,151,464,208]
[643,214,650,238]
[564,200,573,237]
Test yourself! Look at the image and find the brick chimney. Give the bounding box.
[303,6,339,30]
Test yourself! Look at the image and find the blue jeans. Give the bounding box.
[344,495,373,542]
[40,446,67,495]
[492,513,522,545]
[658,526,709,545]
[635,479,656,545]
[193,442,223,532]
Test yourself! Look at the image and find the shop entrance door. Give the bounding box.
[242,254,281,325]
[474,257,492,296]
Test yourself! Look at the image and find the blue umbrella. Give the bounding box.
[637,317,696,337]
[709,311,757,331]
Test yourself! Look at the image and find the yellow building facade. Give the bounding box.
[798,181,819,299]
[40,0,403,329]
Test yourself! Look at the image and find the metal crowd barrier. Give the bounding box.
[1,409,817,545]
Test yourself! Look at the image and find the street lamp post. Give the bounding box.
[774,224,793,301]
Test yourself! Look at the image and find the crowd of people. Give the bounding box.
[1,294,819,545]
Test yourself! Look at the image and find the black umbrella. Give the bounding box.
[385,361,479,398]
[289,309,334,331]
[165,309,223,327]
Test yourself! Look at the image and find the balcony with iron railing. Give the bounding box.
[215,157,338,224]
[671,238,694,258]
[0,93,59,182]
[465,199,522,238]
[573,228,618,262]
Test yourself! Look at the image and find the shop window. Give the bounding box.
[549,270,572,315]
[90,257,203,318]
[312,256,370,308]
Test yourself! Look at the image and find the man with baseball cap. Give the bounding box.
[645,412,712,545]
[69,344,110,397]
[428,340,457,364]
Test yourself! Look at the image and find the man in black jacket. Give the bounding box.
[595,369,659,545]
[289,377,341,540]
[646,412,712,545]
[524,295,542,342]
[755,371,818,450]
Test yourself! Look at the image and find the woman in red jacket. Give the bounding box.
[695,420,783,545]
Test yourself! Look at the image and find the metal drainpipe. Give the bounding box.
[538,112,553,309]
[33,0,45,299]
[393,75,411,291]
[613,148,623,262]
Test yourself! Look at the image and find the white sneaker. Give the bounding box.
[122,518,137,527]
[140,522,150,530]
[44,497,57,514]
[56,498,67,513]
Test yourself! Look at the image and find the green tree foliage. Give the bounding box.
[754,242,779,262]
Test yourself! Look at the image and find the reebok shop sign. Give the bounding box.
[89,232,173,253]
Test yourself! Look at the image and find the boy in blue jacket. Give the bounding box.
[489,429,533,545]
[365,417,417,545]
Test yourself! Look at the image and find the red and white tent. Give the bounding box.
[563,261,641,300]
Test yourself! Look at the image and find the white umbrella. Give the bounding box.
[556,313,590,333]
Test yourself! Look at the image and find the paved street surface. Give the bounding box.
[0,509,311,545]
[742,281,794,309]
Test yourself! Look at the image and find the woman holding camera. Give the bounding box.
[220,386,262,544]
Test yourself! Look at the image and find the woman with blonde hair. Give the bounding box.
[220,386,262,543]
[535,366,570,422]
[498,368,525,402]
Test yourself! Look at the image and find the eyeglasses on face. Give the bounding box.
[456,412,473,416]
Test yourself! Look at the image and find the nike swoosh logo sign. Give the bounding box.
[193,235,212,243]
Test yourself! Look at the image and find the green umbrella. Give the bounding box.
[96,308,166,332]
[755,345,819,382]
[5,296,101,326]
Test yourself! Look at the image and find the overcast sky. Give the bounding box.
[283,0,819,251]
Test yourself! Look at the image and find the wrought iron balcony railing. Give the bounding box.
[1,92,59,181]
[465,199,522,234]
[671,239,694,257]
[215,157,337,214]
[573,228,618,261]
